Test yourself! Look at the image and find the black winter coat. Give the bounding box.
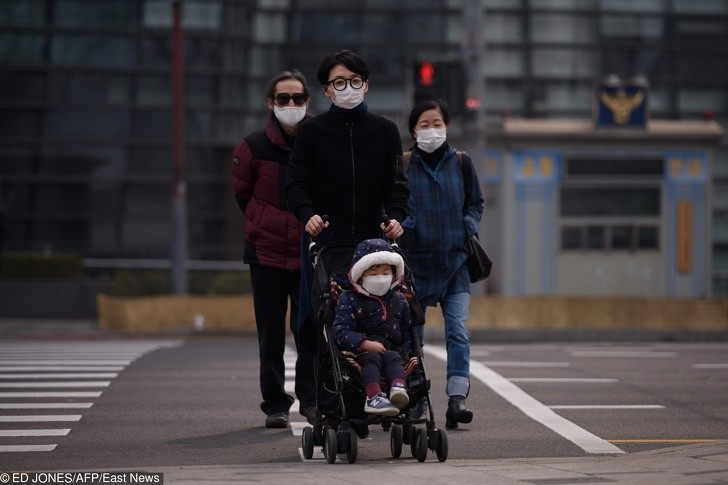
[285,106,408,236]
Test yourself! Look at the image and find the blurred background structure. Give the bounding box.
[1,0,727,308]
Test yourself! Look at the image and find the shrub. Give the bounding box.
[0,251,84,279]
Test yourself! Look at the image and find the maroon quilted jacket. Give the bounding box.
[231,113,305,270]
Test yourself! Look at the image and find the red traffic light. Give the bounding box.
[419,61,435,87]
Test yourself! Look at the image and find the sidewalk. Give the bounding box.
[137,440,728,484]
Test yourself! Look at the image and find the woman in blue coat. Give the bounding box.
[400,100,484,429]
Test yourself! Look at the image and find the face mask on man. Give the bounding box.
[332,85,365,110]
[361,274,392,296]
[273,106,307,127]
[416,127,447,153]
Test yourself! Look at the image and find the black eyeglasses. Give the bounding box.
[274,93,308,106]
[326,76,365,91]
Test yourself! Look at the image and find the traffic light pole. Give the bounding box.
[461,0,488,296]
[171,0,188,295]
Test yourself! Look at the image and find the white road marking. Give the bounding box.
[480,361,570,367]
[0,373,118,379]
[0,392,103,398]
[0,381,110,388]
[549,405,665,409]
[284,381,295,394]
[0,429,70,436]
[0,444,57,452]
[0,403,94,409]
[285,370,295,378]
[298,447,325,460]
[424,346,624,454]
[570,351,675,358]
[0,360,132,366]
[291,421,307,436]
[0,415,82,422]
[693,363,728,369]
[509,378,618,383]
[0,366,125,371]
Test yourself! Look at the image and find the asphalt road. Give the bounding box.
[1,337,727,470]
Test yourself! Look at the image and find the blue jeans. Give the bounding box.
[420,291,471,398]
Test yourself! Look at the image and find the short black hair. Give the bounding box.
[316,49,369,86]
[408,99,451,137]
[265,69,310,101]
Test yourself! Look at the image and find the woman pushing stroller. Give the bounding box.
[332,238,412,417]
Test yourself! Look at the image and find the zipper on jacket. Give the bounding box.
[348,123,356,234]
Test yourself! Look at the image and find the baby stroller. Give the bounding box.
[300,235,448,464]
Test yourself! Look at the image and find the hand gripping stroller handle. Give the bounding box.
[381,213,400,247]
[308,215,329,266]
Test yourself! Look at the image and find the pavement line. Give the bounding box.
[0,415,82,422]
[424,346,624,454]
[0,403,94,409]
[693,363,728,369]
[0,366,125,371]
[284,381,295,394]
[608,439,720,443]
[0,360,132,366]
[0,429,71,436]
[0,373,119,379]
[510,378,618,383]
[291,422,307,436]
[480,361,570,367]
[0,444,58,452]
[550,405,665,409]
[0,392,103,398]
[570,351,675,358]
[298,447,325,461]
[0,381,110,388]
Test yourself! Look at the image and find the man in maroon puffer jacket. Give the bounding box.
[231,70,312,429]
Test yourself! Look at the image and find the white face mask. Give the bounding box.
[361,274,392,296]
[273,106,306,127]
[416,127,447,153]
[332,85,365,110]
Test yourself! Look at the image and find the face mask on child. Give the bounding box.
[416,127,447,153]
[361,274,392,296]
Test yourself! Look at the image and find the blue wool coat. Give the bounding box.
[400,146,484,306]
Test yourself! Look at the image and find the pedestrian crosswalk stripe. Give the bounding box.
[0,403,93,409]
[0,366,125,371]
[0,381,110,388]
[0,444,57,452]
[0,429,70,436]
[0,392,103,398]
[0,415,82,422]
[0,373,118,379]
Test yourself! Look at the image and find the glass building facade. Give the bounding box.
[1,0,727,294]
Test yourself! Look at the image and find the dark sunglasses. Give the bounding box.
[274,92,308,106]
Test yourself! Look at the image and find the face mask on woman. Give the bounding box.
[416,127,447,153]
[273,106,307,127]
[332,86,365,110]
[361,274,392,296]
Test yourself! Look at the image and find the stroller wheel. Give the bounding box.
[345,429,358,464]
[324,427,337,464]
[435,428,448,462]
[390,425,403,458]
[301,426,314,460]
[414,427,428,462]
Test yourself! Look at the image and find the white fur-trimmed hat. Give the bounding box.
[349,238,405,288]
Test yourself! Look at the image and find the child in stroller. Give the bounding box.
[332,238,411,417]
[301,236,448,464]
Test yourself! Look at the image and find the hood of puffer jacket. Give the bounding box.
[348,238,405,295]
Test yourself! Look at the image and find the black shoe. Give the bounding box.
[300,406,316,425]
[411,398,428,421]
[265,411,289,428]
[445,396,472,429]
[351,422,369,439]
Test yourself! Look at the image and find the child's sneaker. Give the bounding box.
[364,392,399,417]
[389,384,409,410]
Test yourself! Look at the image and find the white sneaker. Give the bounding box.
[364,392,399,417]
[389,385,409,410]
